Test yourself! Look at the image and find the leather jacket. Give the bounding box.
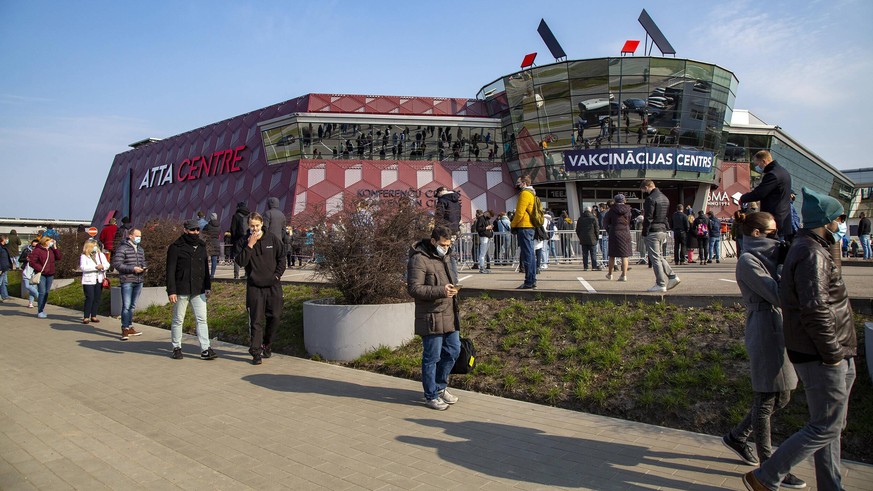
[779,229,857,364]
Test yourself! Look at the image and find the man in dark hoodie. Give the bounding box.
[230,201,250,279]
[434,186,461,235]
[262,197,287,242]
[407,225,461,411]
[166,219,216,360]
[235,212,286,365]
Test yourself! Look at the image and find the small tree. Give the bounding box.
[306,194,432,305]
[139,218,185,288]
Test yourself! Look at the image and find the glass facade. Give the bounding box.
[477,57,738,186]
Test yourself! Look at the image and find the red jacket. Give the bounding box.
[28,246,62,276]
[99,225,118,250]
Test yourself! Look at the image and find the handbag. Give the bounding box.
[30,250,50,284]
[22,263,34,281]
[451,336,477,374]
[101,277,110,288]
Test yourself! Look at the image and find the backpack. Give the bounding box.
[524,190,545,229]
[696,222,708,237]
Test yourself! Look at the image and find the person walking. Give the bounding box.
[640,180,680,292]
[166,219,217,360]
[0,236,12,301]
[858,211,871,260]
[28,236,62,318]
[708,211,722,263]
[407,225,461,411]
[740,150,793,241]
[235,212,286,365]
[230,201,250,279]
[671,204,688,265]
[510,175,538,289]
[603,194,632,282]
[112,228,146,340]
[474,210,494,273]
[721,212,805,489]
[575,208,600,271]
[18,239,39,308]
[79,239,110,324]
[742,188,857,491]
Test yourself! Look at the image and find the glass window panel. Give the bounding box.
[568,59,609,79]
[686,61,715,81]
[609,57,649,76]
[649,58,686,78]
[531,64,569,85]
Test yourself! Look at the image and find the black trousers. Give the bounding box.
[246,283,283,352]
[673,231,686,263]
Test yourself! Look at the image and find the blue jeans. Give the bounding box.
[599,234,609,262]
[421,330,460,400]
[210,255,218,278]
[0,270,8,299]
[171,293,210,350]
[755,358,856,490]
[37,275,54,313]
[709,234,721,261]
[644,232,676,287]
[120,281,143,328]
[517,228,536,287]
[22,277,38,303]
[861,234,871,259]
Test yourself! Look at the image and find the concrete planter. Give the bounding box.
[110,285,168,316]
[303,298,414,361]
[19,277,74,298]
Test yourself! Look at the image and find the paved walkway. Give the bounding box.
[1,299,871,490]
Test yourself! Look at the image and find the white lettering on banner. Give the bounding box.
[139,164,173,190]
[565,148,713,172]
[707,191,730,207]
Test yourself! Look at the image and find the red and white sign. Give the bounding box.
[87,227,98,237]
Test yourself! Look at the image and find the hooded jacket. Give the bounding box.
[234,230,286,287]
[230,202,250,254]
[166,233,211,296]
[200,214,221,257]
[575,210,599,246]
[435,192,462,233]
[262,197,287,242]
[406,239,459,337]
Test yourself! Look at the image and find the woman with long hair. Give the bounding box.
[29,235,62,318]
[721,212,805,489]
[80,239,110,324]
[19,239,39,308]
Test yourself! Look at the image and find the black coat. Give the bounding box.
[166,234,211,296]
[230,204,250,253]
[474,215,493,238]
[604,204,633,258]
[435,192,462,233]
[858,217,871,236]
[575,211,599,246]
[741,160,792,234]
[642,188,670,236]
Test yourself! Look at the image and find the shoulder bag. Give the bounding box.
[451,335,477,375]
[30,251,50,284]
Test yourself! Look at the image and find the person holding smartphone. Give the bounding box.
[234,212,286,365]
[112,228,147,340]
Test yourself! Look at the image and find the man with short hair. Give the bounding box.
[166,219,216,360]
[235,212,286,365]
[858,211,871,260]
[407,225,461,411]
[740,150,793,240]
[708,211,722,264]
[510,175,538,289]
[743,187,857,491]
[640,179,680,292]
[671,204,688,265]
[112,228,147,340]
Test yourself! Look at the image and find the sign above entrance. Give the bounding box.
[563,148,714,174]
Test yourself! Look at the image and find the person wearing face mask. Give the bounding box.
[739,150,793,242]
[112,228,147,340]
[407,225,461,411]
[28,235,62,318]
[721,212,805,489]
[19,239,40,308]
[743,188,857,491]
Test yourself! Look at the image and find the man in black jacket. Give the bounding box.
[166,219,216,360]
[235,212,286,365]
[434,186,462,235]
[671,204,688,265]
[640,179,680,292]
[230,201,250,279]
[743,187,857,491]
[740,150,793,240]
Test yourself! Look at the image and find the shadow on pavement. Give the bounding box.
[398,418,736,490]
[242,373,422,407]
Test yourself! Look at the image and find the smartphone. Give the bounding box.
[452,284,463,290]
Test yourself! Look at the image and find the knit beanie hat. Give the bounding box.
[801,187,843,229]
[614,194,626,203]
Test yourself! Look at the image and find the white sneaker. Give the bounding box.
[666,277,681,290]
[426,398,449,411]
[439,388,458,405]
[605,273,613,280]
[618,275,627,282]
[647,284,667,293]
[542,264,548,269]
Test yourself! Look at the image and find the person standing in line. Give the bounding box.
[598,202,610,264]
[112,228,146,340]
[235,212,286,365]
[99,218,118,267]
[434,186,462,236]
[671,204,688,265]
[0,236,12,301]
[708,211,722,264]
[230,201,250,280]
[6,230,21,269]
[79,239,110,324]
[283,226,294,268]
[201,213,221,278]
[721,212,806,489]
[474,210,494,273]
[558,210,573,261]
[510,175,537,289]
[18,239,39,308]
[692,211,710,265]
[858,211,871,260]
[575,207,600,271]
[28,236,62,318]
[732,210,747,257]
[262,197,287,243]
[407,225,461,411]
[603,194,632,281]
[166,219,217,361]
[743,188,857,491]
[640,179,680,292]
[789,191,801,238]
[113,216,131,252]
[740,150,793,241]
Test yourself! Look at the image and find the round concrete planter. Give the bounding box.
[110,285,168,316]
[303,298,414,362]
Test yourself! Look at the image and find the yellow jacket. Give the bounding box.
[510,188,535,228]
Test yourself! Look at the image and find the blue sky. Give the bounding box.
[2,0,871,219]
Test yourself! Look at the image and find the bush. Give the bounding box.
[139,218,185,288]
[304,194,431,305]
[55,230,94,279]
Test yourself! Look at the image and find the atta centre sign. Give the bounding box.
[138,145,247,190]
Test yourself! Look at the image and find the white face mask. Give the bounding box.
[435,245,448,257]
